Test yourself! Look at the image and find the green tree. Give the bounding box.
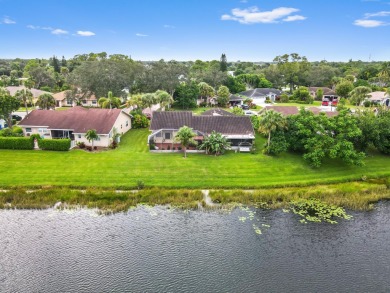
[217,85,230,107]
[292,86,313,104]
[36,93,55,110]
[374,110,390,154]
[224,76,246,94]
[220,53,228,72]
[173,81,199,109]
[85,129,99,149]
[258,110,287,154]
[199,131,231,156]
[315,88,324,101]
[335,80,354,99]
[155,90,174,109]
[232,107,244,115]
[14,88,33,114]
[98,91,121,109]
[349,86,372,106]
[174,126,197,158]
[0,88,20,128]
[141,93,157,110]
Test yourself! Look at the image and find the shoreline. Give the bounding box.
[1,179,389,212]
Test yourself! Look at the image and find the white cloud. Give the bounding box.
[3,16,16,24]
[354,19,387,27]
[51,29,68,35]
[354,10,390,27]
[364,11,390,18]
[163,24,175,29]
[77,31,95,36]
[221,6,305,24]
[283,15,306,22]
[136,33,148,37]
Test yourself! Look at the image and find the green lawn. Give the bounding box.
[1,128,389,188]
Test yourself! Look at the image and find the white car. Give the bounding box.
[244,110,257,116]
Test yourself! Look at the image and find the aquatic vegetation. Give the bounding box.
[290,198,352,224]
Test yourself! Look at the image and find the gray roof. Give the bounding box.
[239,88,282,98]
[229,94,243,102]
[6,86,52,98]
[19,107,131,134]
[150,111,254,136]
[201,108,235,116]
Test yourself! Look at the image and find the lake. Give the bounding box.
[1,203,390,292]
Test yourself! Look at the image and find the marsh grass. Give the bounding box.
[0,187,203,212]
[209,181,390,211]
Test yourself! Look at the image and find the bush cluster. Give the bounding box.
[0,137,34,150]
[38,139,71,151]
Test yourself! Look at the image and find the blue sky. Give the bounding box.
[1,0,389,61]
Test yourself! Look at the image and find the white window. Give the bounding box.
[78,134,81,139]
[67,98,72,105]
[92,100,97,105]
[26,128,32,132]
[126,120,129,127]
[164,132,171,140]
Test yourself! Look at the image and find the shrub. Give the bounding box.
[38,139,71,151]
[132,114,149,129]
[86,146,92,151]
[0,126,23,137]
[136,180,145,190]
[109,141,118,149]
[0,137,34,149]
[279,93,289,103]
[199,102,207,107]
[94,146,97,150]
[77,142,86,149]
[30,134,41,141]
[363,100,372,108]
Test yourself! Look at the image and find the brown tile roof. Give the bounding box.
[201,108,235,116]
[260,106,300,116]
[308,87,336,95]
[19,107,129,134]
[150,111,254,136]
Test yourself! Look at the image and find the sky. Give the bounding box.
[0,0,390,62]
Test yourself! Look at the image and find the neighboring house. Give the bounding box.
[18,107,132,147]
[239,88,282,105]
[6,86,52,103]
[308,87,338,101]
[52,91,98,108]
[259,106,338,117]
[229,94,244,107]
[0,119,5,130]
[148,111,255,151]
[368,91,390,107]
[201,108,235,116]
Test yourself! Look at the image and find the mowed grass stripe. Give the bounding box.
[0,128,389,188]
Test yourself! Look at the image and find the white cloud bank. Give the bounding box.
[221,6,306,24]
[51,29,68,35]
[136,33,148,37]
[354,10,390,27]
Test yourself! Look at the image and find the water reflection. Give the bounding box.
[0,204,389,292]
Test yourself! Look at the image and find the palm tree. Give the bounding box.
[36,93,55,110]
[98,91,121,109]
[349,86,372,107]
[155,90,173,110]
[258,110,287,154]
[85,129,99,149]
[14,88,33,114]
[199,131,231,156]
[141,93,157,110]
[174,126,197,158]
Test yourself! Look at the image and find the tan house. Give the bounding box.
[18,107,132,147]
[368,91,390,106]
[308,87,338,101]
[53,90,99,108]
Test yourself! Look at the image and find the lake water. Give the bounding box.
[1,203,390,292]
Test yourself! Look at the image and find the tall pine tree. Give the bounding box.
[220,53,227,72]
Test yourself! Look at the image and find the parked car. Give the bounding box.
[12,115,22,121]
[321,98,329,106]
[241,104,250,110]
[331,99,338,106]
[244,110,257,116]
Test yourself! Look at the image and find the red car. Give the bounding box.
[322,99,329,106]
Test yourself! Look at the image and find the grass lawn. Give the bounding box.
[275,101,322,107]
[1,129,390,189]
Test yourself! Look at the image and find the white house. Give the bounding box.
[238,88,282,105]
[18,107,132,147]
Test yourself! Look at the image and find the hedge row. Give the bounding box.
[0,137,34,150]
[38,139,71,151]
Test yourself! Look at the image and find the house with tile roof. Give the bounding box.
[6,86,52,104]
[368,91,390,106]
[239,88,282,105]
[52,90,99,108]
[148,111,254,151]
[259,106,338,117]
[18,107,132,147]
